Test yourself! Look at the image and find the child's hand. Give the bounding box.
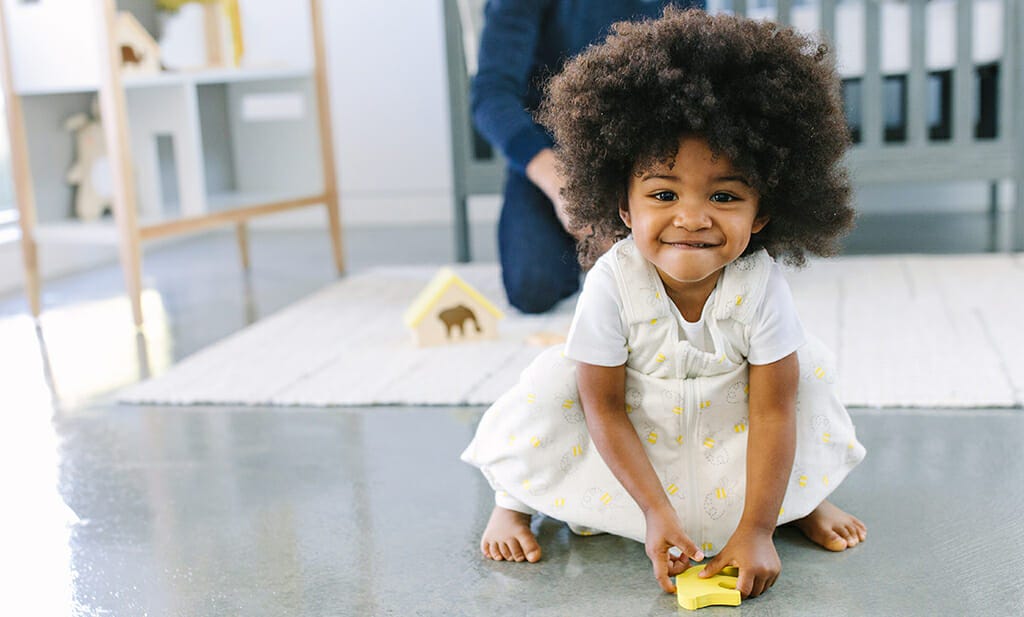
[643,506,704,593]
[698,527,780,598]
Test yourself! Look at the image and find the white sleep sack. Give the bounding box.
[461,237,865,555]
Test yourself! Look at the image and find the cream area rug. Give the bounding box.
[119,255,1024,408]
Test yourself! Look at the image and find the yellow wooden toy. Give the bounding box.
[403,268,504,347]
[676,564,741,610]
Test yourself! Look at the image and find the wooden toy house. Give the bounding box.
[403,268,504,347]
[116,11,162,76]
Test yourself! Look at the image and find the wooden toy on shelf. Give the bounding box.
[676,564,742,611]
[115,11,161,75]
[64,98,112,221]
[404,268,504,347]
[157,0,244,70]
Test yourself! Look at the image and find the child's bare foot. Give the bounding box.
[480,506,542,563]
[791,500,867,551]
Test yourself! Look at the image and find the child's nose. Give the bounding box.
[672,200,712,231]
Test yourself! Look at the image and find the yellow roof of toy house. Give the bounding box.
[403,268,505,328]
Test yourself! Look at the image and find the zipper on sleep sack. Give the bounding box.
[682,355,703,552]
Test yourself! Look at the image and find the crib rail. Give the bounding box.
[445,0,1024,258]
[735,0,1022,191]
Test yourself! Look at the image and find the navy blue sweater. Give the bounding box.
[471,0,703,174]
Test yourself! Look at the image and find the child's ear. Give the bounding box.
[619,207,632,228]
[752,215,770,234]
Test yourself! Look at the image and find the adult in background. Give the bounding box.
[472,0,705,314]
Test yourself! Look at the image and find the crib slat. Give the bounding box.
[906,0,928,146]
[862,0,884,148]
[1000,0,1015,145]
[1015,0,1024,244]
[953,0,974,145]
[819,0,836,51]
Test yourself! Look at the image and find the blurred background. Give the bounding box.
[0,0,1020,297]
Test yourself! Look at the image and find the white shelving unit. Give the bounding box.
[0,0,344,327]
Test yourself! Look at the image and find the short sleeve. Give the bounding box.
[564,257,629,366]
[747,263,807,365]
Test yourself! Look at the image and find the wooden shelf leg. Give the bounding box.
[96,0,146,328]
[310,0,345,275]
[17,220,40,317]
[119,241,144,330]
[236,221,251,271]
[0,0,41,317]
[325,196,343,275]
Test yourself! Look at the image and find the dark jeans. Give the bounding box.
[498,170,581,314]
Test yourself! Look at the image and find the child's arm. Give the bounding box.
[577,361,705,594]
[699,352,799,598]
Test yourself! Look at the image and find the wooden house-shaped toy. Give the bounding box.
[116,11,162,76]
[403,268,504,347]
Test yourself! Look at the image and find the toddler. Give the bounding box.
[461,8,866,599]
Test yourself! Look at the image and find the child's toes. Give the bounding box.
[822,530,848,552]
[841,525,859,547]
[854,520,868,538]
[516,532,542,562]
[490,542,506,561]
[508,539,527,562]
[512,527,544,560]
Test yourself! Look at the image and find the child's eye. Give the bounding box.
[710,192,738,203]
[652,190,677,202]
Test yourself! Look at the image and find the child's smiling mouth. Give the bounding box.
[663,240,720,249]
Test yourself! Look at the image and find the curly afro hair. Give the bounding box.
[537,8,854,269]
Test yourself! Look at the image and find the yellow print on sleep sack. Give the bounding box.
[558,432,590,475]
[704,477,740,520]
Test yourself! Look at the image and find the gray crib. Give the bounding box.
[444,0,1024,261]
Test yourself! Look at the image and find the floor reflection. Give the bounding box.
[0,369,76,615]
[5,290,174,410]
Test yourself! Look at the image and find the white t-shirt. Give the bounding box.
[565,255,806,367]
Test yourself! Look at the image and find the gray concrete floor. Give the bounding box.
[1,217,1022,616]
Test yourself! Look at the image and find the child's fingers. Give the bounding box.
[698,555,725,578]
[755,573,776,597]
[735,569,754,598]
[667,552,689,577]
[669,533,704,562]
[651,553,676,593]
[749,574,766,598]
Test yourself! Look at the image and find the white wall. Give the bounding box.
[251,0,456,229]
[321,0,454,227]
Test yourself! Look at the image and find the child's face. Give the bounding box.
[620,135,769,297]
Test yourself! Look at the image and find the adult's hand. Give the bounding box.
[526,148,573,233]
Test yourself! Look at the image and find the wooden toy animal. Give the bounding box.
[65,99,112,222]
[439,304,481,338]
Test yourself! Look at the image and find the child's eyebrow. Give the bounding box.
[638,172,678,182]
[714,174,751,186]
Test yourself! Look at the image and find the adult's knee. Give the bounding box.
[504,268,578,314]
